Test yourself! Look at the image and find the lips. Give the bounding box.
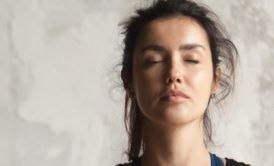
[160,89,190,102]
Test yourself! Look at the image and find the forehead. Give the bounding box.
[136,16,210,50]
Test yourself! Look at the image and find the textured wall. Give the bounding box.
[0,0,273,166]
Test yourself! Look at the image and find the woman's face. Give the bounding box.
[131,16,218,126]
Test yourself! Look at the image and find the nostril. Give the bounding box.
[165,77,172,84]
[165,77,174,84]
[165,76,182,84]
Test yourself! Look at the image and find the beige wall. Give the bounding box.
[0,0,273,165]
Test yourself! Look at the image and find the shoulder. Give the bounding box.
[224,157,250,166]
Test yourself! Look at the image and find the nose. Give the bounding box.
[165,58,184,85]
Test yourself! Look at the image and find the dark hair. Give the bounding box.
[120,0,238,161]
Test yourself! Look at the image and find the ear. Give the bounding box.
[211,66,221,94]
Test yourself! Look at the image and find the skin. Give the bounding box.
[129,16,221,166]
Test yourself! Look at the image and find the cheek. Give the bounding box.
[190,70,213,87]
[187,68,213,107]
[132,66,163,112]
[134,68,161,97]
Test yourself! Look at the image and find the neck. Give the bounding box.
[141,118,210,166]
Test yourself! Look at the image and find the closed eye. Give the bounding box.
[143,59,165,68]
[145,60,164,65]
[185,59,199,64]
[148,60,163,63]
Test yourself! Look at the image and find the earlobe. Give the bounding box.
[211,66,222,94]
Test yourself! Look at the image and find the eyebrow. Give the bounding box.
[140,45,166,54]
[140,43,206,54]
[179,44,206,51]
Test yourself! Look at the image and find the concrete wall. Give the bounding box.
[0,0,273,165]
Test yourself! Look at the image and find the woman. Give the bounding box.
[117,0,249,165]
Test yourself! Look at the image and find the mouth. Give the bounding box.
[160,89,190,103]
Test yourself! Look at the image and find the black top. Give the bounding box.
[225,157,250,166]
[116,154,250,166]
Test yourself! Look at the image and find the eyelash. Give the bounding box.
[144,59,199,67]
[185,59,199,64]
[145,58,163,63]
[150,60,163,63]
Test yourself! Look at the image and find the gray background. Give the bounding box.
[0,0,273,165]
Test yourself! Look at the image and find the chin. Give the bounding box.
[164,113,196,127]
[147,106,199,127]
